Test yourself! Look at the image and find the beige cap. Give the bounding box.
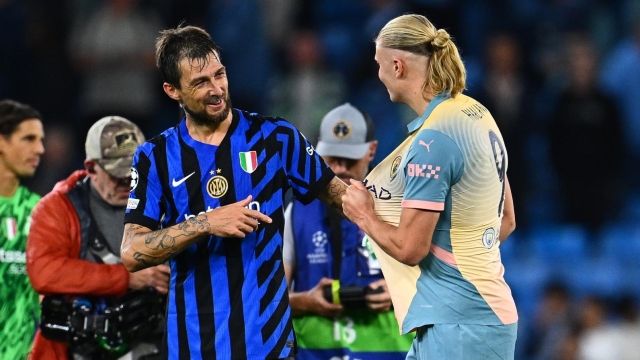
[85,116,145,178]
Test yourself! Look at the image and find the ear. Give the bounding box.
[163,82,182,102]
[368,140,379,160]
[393,59,404,78]
[84,159,97,174]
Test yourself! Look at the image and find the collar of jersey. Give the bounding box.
[406,91,451,133]
[179,117,220,151]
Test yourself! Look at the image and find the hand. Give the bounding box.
[129,264,170,294]
[206,195,272,238]
[342,180,375,227]
[307,278,343,318]
[364,279,393,313]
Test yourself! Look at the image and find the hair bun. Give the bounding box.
[432,29,450,48]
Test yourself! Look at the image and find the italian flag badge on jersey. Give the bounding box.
[6,217,17,240]
[239,151,258,173]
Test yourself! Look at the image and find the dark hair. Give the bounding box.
[354,106,375,142]
[155,24,222,89]
[0,99,42,137]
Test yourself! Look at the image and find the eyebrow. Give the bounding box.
[187,66,226,87]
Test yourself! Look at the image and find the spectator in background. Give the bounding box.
[27,116,169,359]
[284,103,413,359]
[270,28,346,141]
[527,283,575,360]
[549,34,623,230]
[477,32,533,229]
[0,99,44,360]
[600,16,640,195]
[68,0,162,137]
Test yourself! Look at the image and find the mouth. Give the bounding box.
[27,159,40,168]
[206,96,224,110]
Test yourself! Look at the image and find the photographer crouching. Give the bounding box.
[26,117,169,359]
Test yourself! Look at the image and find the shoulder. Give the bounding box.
[137,125,179,155]
[239,109,300,134]
[18,186,41,205]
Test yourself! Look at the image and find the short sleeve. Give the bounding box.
[402,129,464,211]
[278,121,335,205]
[124,145,164,230]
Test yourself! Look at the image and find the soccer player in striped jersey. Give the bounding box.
[120,25,348,360]
[0,99,44,359]
[342,14,518,360]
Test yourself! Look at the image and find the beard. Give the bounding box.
[183,93,232,126]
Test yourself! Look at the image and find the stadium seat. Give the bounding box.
[597,223,640,264]
[526,224,590,264]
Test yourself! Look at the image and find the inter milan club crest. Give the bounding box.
[239,151,258,173]
[207,175,228,198]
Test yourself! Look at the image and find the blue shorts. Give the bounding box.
[406,323,518,360]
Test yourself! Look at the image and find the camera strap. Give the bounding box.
[326,205,343,280]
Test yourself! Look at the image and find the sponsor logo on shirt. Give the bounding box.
[183,201,261,221]
[407,164,441,179]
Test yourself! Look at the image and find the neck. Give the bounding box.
[185,112,232,145]
[406,89,435,117]
[0,171,20,198]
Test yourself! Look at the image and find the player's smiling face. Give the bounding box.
[0,119,44,179]
[174,52,232,126]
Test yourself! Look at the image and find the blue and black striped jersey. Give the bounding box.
[125,109,334,359]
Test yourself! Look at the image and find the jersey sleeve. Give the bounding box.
[124,144,164,230]
[402,129,464,211]
[278,121,335,205]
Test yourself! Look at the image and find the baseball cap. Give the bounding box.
[85,116,145,178]
[316,103,375,160]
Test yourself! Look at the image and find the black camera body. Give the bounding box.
[323,284,384,309]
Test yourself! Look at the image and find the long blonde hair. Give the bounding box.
[376,14,466,97]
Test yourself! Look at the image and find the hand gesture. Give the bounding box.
[364,279,393,313]
[342,180,375,226]
[206,195,272,238]
[308,278,343,318]
[129,264,170,294]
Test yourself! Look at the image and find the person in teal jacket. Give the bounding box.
[283,103,413,360]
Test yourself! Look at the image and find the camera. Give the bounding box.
[322,283,384,309]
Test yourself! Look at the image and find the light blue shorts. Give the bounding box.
[405,323,518,360]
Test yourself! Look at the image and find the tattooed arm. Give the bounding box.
[317,176,349,216]
[121,195,272,272]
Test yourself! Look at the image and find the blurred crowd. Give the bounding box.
[1,0,639,358]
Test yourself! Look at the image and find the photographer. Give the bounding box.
[283,104,413,359]
[26,116,169,359]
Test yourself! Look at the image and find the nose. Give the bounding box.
[210,80,224,96]
[330,159,348,173]
[36,139,45,155]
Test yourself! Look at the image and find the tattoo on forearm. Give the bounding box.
[327,179,346,205]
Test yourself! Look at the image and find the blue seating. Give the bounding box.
[527,224,590,264]
[598,223,640,264]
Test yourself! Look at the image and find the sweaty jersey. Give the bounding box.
[125,109,334,359]
[363,92,517,334]
[0,185,40,359]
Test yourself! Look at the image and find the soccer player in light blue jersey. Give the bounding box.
[342,14,518,360]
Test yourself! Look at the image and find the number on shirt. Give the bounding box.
[489,130,506,215]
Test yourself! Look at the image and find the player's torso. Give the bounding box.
[365,94,517,329]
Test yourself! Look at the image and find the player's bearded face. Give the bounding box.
[183,92,232,126]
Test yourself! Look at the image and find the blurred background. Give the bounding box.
[2,0,639,358]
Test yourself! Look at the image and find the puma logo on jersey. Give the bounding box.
[419,140,433,152]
